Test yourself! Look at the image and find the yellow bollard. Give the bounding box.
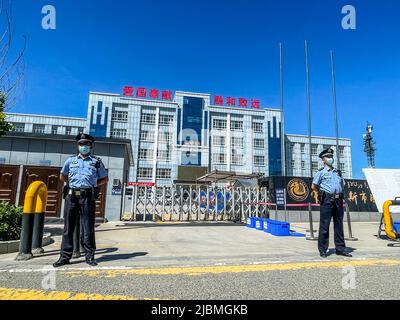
[15,181,48,261]
[383,199,400,241]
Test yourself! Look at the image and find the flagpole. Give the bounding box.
[305,40,313,178]
[330,50,340,170]
[279,43,286,176]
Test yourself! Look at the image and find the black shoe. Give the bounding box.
[86,258,98,266]
[336,251,352,257]
[320,252,328,258]
[53,259,70,268]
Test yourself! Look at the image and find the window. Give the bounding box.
[77,127,84,134]
[254,156,265,166]
[231,154,243,165]
[289,143,295,153]
[112,110,128,122]
[311,144,319,156]
[252,122,263,133]
[156,168,171,179]
[339,146,345,158]
[212,153,226,164]
[300,144,305,154]
[65,126,72,135]
[291,160,295,168]
[312,161,319,172]
[158,132,172,143]
[230,120,243,131]
[157,150,171,161]
[141,113,156,124]
[254,139,265,149]
[301,161,306,170]
[111,129,127,138]
[140,131,154,142]
[159,114,174,125]
[12,123,25,132]
[139,149,153,160]
[138,168,152,179]
[213,119,227,130]
[231,137,243,148]
[339,163,345,173]
[32,124,45,134]
[212,136,225,146]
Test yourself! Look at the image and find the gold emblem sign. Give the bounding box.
[287,178,309,202]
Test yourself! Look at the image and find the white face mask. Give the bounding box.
[79,145,91,155]
[326,158,334,166]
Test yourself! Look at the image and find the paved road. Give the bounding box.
[0,222,399,300]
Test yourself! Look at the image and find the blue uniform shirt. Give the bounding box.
[61,154,108,189]
[312,165,345,194]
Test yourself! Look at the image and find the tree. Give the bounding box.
[0,0,26,137]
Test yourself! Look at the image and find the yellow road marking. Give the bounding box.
[62,259,400,278]
[0,287,158,300]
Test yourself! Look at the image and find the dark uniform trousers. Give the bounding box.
[61,194,96,261]
[318,196,346,253]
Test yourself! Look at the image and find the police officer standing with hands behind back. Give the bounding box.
[53,133,108,267]
[312,147,352,259]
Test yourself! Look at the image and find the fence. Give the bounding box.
[123,185,272,222]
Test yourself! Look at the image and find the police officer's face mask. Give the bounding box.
[78,145,91,155]
[326,158,334,166]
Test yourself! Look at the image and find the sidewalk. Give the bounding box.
[0,221,399,269]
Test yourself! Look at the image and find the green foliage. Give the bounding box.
[0,202,23,241]
[0,92,13,137]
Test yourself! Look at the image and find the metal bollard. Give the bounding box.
[32,212,46,255]
[15,181,48,261]
[306,202,318,241]
[345,203,358,241]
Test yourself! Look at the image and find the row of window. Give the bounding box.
[139,131,172,143]
[11,123,85,135]
[139,149,172,161]
[137,168,171,179]
[212,119,264,133]
[212,136,265,149]
[290,160,346,173]
[140,113,174,125]
[212,154,265,166]
[289,143,345,158]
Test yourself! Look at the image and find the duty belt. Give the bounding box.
[321,191,343,201]
[68,188,93,197]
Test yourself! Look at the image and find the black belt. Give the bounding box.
[69,188,93,197]
[321,191,343,201]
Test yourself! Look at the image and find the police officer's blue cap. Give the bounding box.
[75,133,95,144]
[319,148,334,159]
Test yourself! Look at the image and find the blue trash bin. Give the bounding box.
[271,221,291,237]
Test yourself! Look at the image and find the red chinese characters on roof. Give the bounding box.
[122,86,173,101]
[213,95,262,109]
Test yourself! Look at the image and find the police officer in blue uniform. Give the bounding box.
[312,148,352,258]
[53,133,108,267]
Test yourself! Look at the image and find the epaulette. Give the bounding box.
[318,168,324,171]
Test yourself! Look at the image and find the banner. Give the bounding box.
[261,176,378,212]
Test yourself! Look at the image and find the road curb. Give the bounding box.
[0,233,52,255]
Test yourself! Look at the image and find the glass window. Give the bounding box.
[77,127,84,134]
[140,130,154,142]
[32,124,45,134]
[254,156,265,167]
[212,153,226,164]
[291,160,295,168]
[65,126,72,135]
[300,143,305,154]
[230,120,243,131]
[212,136,225,146]
[253,139,265,149]
[141,113,156,124]
[138,149,153,160]
[12,123,25,132]
[157,150,171,161]
[231,137,243,148]
[311,144,319,156]
[312,161,319,172]
[231,153,243,165]
[156,168,171,179]
[339,146,345,158]
[159,114,174,126]
[289,143,295,153]
[339,163,345,172]
[112,110,128,122]
[159,132,172,143]
[301,161,306,170]
[111,129,127,138]
[252,122,263,133]
[138,168,153,179]
[213,119,227,130]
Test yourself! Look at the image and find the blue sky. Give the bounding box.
[10,0,400,179]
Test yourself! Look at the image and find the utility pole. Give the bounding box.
[279,43,286,176]
[363,123,376,168]
[305,40,313,178]
[330,50,340,170]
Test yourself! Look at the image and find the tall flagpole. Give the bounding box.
[279,43,286,176]
[330,50,340,171]
[305,40,313,178]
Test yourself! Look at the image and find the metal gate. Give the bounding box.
[123,185,271,222]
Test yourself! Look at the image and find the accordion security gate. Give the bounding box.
[127,185,271,222]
